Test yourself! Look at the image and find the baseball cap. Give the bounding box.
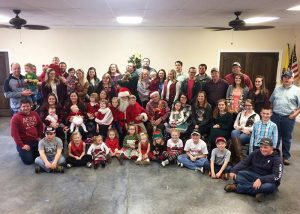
[211,67,219,72]
[44,126,56,133]
[281,70,294,78]
[232,62,241,67]
[260,138,273,147]
[191,131,201,136]
[215,137,227,144]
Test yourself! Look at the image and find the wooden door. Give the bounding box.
[0,52,10,116]
[220,52,279,93]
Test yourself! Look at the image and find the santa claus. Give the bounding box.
[118,87,131,113]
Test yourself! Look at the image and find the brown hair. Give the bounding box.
[213,99,228,118]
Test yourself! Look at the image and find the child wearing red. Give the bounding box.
[110,97,126,140]
[87,135,110,169]
[105,129,123,165]
[135,133,151,165]
[95,99,113,139]
[67,104,87,133]
[148,130,166,162]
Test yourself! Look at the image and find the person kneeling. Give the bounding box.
[35,127,65,173]
[224,138,283,202]
[177,131,208,172]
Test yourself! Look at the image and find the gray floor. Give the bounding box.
[0,117,299,214]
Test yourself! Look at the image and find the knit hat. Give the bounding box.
[118,87,131,98]
[153,130,163,140]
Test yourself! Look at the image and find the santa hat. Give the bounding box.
[118,87,131,98]
[153,129,163,140]
[140,112,148,122]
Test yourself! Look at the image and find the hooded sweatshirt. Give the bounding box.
[231,149,283,185]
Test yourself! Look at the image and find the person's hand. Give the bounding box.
[195,125,199,129]
[211,173,216,178]
[135,115,143,121]
[21,89,32,96]
[213,124,220,128]
[22,145,31,151]
[242,130,250,135]
[229,173,236,180]
[216,172,222,178]
[190,156,196,162]
[155,118,162,126]
[63,126,69,132]
[87,113,92,118]
[50,122,58,129]
[45,162,52,169]
[289,112,298,120]
[253,179,262,190]
[51,161,58,169]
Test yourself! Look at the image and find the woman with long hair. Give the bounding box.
[247,75,270,114]
[161,69,180,107]
[75,69,89,102]
[97,73,117,101]
[41,68,68,107]
[86,67,100,100]
[158,69,167,94]
[107,63,123,86]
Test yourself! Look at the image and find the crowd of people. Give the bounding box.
[4,56,300,202]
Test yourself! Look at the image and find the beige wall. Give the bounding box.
[0,28,297,81]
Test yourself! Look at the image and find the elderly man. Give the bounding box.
[224,138,282,202]
[10,98,43,164]
[4,62,33,115]
[145,91,170,136]
[225,62,253,90]
[203,68,229,109]
[181,67,202,104]
[270,71,300,165]
[196,63,211,86]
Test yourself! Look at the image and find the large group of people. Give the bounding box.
[4,56,300,202]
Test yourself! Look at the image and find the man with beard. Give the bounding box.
[137,57,156,75]
[59,62,68,83]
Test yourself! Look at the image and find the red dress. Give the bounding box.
[105,138,120,152]
[86,103,100,117]
[70,141,84,157]
[140,142,149,155]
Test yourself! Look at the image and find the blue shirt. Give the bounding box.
[270,84,300,116]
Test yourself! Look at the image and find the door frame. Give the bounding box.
[217,49,282,86]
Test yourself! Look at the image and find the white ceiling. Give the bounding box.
[0,0,300,29]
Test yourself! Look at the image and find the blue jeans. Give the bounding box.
[231,130,251,145]
[16,141,39,165]
[271,113,296,159]
[35,156,66,172]
[203,160,232,173]
[235,170,277,196]
[177,154,208,170]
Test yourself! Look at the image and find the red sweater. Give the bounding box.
[105,138,120,152]
[10,111,43,147]
[126,102,148,124]
[67,111,84,121]
[86,103,100,116]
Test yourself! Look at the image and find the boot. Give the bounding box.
[231,137,242,164]
[106,154,112,164]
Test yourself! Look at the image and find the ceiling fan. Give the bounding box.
[206,11,274,31]
[0,9,49,30]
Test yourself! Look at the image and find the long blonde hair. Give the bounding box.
[76,69,86,86]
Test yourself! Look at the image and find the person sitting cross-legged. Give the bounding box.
[224,138,283,202]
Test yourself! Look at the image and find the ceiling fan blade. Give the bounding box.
[0,24,14,29]
[23,24,50,30]
[205,27,233,31]
[236,25,274,31]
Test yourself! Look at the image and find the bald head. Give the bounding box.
[11,63,21,77]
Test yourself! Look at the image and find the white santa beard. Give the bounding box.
[118,99,129,113]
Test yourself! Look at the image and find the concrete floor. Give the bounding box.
[0,117,299,214]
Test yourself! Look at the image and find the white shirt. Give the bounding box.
[184,139,208,156]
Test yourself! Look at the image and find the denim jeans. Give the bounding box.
[203,160,232,173]
[231,130,251,145]
[177,154,208,170]
[35,156,66,172]
[235,170,277,196]
[271,113,296,159]
[16,141,39,165]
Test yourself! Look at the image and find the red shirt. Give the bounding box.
[126,102,148,124]
[105,138,120,152]
[187,79,195,101]
[10,111,43,147]
[70,140,84,157]
[86,103,100,116]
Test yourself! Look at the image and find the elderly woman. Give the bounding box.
[75,69,89,103]
[41,68,68,107]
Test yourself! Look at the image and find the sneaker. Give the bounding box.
[143,159,151,165]
[224,183,237,193]
[66,164,72,169]
[56,166,64,173]
[255,193,265,202]
[94,163,99,169]
[117,155,124,165]
[161,159,169,167]
[283,158,290,166]
[35,165,41,174]
[195,167,204,174]
[86,162,92,168]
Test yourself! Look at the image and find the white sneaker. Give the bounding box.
[161,160,169,167]
[195,167,204,173]
[66,164,72,168]
[86,162,92,168]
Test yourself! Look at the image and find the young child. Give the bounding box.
[110,97,126,141]
[121,124,139,160]
[49,56,61,76]
[68,104,88,133]
[34,127,65,173]
[87,135,110,169]
[204,137,232,179]
[95,99,113,139]
[177,131,208,172]
[152,100,167,131]
[66,68,78,94]
[165,101,186,133]
[135,133,151,165]
[85,93,99,139]
[148,71,160,93]
[24,63,39,109]
[66,132,92,168]
[161,129,184,167]
[148,130,166,162]
[45,107,58,125]
[105,129,123,165]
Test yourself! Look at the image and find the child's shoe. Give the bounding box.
[195,167,204,174]
[55,166,64,173]
[35,165,41,174]
[94,163,99,169]
[87,162,92,168]
[66,164,72,169]
[161,159,169,167]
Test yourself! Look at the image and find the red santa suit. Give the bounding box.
[126,102,148,133]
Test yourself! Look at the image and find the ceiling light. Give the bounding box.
[287,5,300,11]
[244,17,279,24]
[0,15,10,23]
[116,16,143,24]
